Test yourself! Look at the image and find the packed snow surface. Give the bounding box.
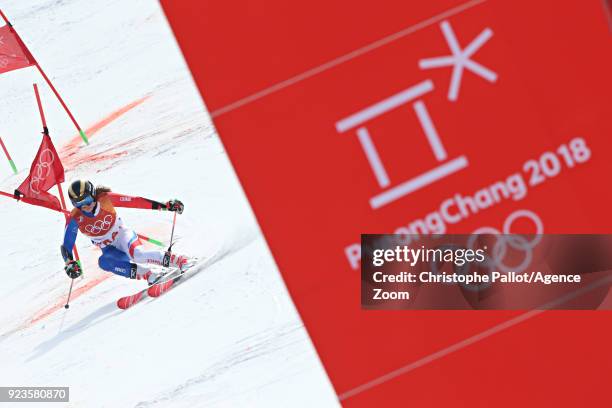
[0,1,338,406]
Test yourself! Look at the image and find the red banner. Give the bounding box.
[162,0,612,406]
[0,24,35,75]
[15,134,64,211]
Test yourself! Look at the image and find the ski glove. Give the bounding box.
[65,260,82,279]
[166,199,184,214]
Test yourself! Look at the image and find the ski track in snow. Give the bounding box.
[0,0,338,406]
[135,322,312,408]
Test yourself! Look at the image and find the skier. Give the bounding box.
[61,179,188,285]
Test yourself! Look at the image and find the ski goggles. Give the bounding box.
[71,194,95,209]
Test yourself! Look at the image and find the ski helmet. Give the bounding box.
[68,179,95,208]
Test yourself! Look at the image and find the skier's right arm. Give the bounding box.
[61,218,82,279]
[61,218,79,262]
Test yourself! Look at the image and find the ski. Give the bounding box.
[116,259,200,309]
[147,259,199,298]
[116,289,148,310]
[116,267,179,310]
[147,270,183,297]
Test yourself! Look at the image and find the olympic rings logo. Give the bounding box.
[85,215,114,235]
[29,148,55,194]
[429,209,544,291]
[468,209,543,274]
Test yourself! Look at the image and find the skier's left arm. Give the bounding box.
[107,192,184,213]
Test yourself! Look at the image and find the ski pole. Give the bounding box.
[64,278,75,309]
[163,211,178,267]
[169,211,177,249]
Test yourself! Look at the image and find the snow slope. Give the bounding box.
[0,0,337,406]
